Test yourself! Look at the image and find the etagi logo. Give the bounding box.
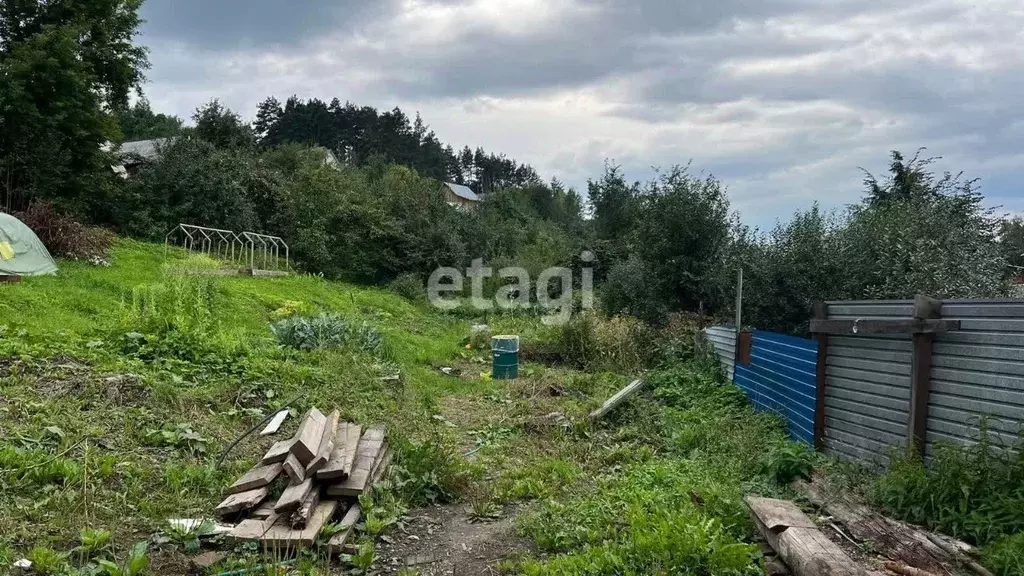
[427,251,596,325]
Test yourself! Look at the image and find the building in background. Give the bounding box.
[440,182,480,211]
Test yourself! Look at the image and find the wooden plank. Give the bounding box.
[914,295,942,320]
[226,513,279,542]
[0,275,22,284]
[809,319,959,335]
[588,379,645,421]
[261,500,339,550]
[327,504,362,555]
[291,409,327,466]
[215,487,269,516]
[261,439,295,464]
[813,302,829,451]
[283,453,305,484]
[325,427,386,497]
[274,478,313,512]
[306,410,340,476]
[251,500,276,520]
[317,423,362,481]
[226,462,282,495]
[289,490,320,528]
[908,332,933,459]
[260,410,289,436]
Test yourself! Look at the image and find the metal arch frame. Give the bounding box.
[165,224,289,271]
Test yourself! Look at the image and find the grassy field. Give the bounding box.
[0,240,812,575]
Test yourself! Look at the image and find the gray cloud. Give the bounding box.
[138,0,1024,228]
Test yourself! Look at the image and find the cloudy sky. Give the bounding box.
[138,0,1024,228]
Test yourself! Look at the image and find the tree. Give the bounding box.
[1000,217,1024,275]
[193,100,255,149]
[114,98,184,141]
[0,0,149,213]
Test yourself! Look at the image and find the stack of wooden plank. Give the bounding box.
[215,409,390,552]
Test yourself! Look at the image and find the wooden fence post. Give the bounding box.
[908,295,940,459]
[812,302,828,451]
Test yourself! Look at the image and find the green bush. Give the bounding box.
[270,313,383,353]
[873,424,1024,546]
[389,437,471,506]
[388,273,425,301]
[553,313,659,373]
[982,532,1024,576]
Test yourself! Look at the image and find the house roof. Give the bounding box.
[117,138,172,162]
[442,182,480,202]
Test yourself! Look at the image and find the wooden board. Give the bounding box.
[226,513,280,542]
[251,500,277,520]
[327,504,362,555]
[306,410,340,475]
[261,439,295,464]
[746,496,817,531]
[290,490,320,529]
[325,427,386,496]
[226,462,282,495]
[588,379,645,421]
[274,478,313,512]
[283,453,305,483]
[215,487,269,516]
[260,410,289,436]
[291,409,327,466]
[809,318,959,335]
[317,422,362,481]
[260,500,339,550]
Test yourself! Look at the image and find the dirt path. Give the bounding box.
[370,503,533,575]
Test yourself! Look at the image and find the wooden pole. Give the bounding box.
[812,302,829,451]
[735,268,743,330]
[908,295,940,459]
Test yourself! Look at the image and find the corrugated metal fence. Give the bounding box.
[734,331,817,445]
[822,299,1024,466]
[705,326,736,381]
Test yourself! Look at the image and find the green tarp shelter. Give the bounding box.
[0,212,57,276]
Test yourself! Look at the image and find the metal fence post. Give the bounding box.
[813,302,829,451]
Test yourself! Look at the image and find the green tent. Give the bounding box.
[0,212,57,276]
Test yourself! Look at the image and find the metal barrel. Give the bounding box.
[491,335,520,380]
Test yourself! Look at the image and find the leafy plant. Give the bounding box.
[96,542,150,576]
[143,424,210,455]
[26,546,69,576]
[389,438,470,506]
[981,532,1024,576]
[351,541,376,573]
[764,442,816,484]
[74,527,113,560]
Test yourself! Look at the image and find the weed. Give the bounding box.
[494,458,579,503]
[351,541,376,573]
[981,532,1024,576]
[764,442,816,484]
[390,437,470,506]
[74,527,113,560]
[26,546,69,576]
[143,424,210,455]
[873,423,1024,545]
[96,542,150,576]
[271,313,384,354]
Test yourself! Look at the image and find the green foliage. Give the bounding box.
[270,313,383,353]
[26,546,69,576]
[873,424,1024,546]
[552,313,659,373]
[603,255,667,325]
[388,273,425,301]
[981,532,1024,576]
[113,98,184,142]
[14,202,115,261]
[96,542,149,576]
[390,437,470,506]
[1000,217,1024,273]
[143,424,210,455]
[74,528,113,560]
[193,99,256,150]
[763,442,815,484]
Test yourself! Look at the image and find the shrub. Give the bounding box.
[873,424,1024,545]
[270,313,384,353]
[553,313,658,373]
[982,532,1024,576]
[388,273,425,301]
[389,437,471,506]
[14,201,115,261]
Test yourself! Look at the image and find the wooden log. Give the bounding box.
[274,478,313,512]
[746,496,867,576]
[261,439,295,464]
[325,427,386,497]
[226,462,282,495]
[317,423,362,481]
[588,379,645,421]
[327,504,362,555]
[215,487,269,516]
[260,410,288,436]
[306,410,340,476]
[291,409,327,466]
[793,477,952,573]
[282,453,305,484]
[289,490,320,529]
[260,500,339,550]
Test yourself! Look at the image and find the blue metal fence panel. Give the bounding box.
[734,330,818,445]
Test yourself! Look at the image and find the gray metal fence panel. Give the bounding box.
[928,301,1024,456]
[705,326,736,382]
[823,302,913,466]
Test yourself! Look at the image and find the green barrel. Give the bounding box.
[491,335,520,380]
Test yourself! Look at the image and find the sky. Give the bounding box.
[137,0,1024,229]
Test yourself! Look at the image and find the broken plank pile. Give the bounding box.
[215,408,390,553]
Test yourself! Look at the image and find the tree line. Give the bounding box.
[2,0,1020,335]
